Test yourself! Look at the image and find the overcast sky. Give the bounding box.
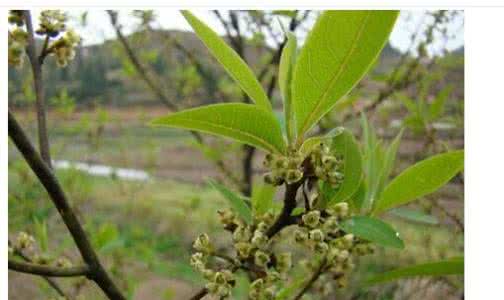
[29,10,464,56]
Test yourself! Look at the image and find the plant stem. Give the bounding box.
[23,11,52,167]
[9,260,90,277]
[293,257,327,300]
[9,111,126,300]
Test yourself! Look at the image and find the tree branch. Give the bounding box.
[8,111,126,300]
[23,11,52,168]
[9,240,69,298]
[9,259,90,277]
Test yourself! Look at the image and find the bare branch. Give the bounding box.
[9,259,90,277]
[22,11,52,167]
[8,111,126,300]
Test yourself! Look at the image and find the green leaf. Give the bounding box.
[209,180,252,224]
[279,32,298,143]
[93,223,119,251]
[325,129,363,205]
[429,84,453,120]
[33,218,49,253]
[291,207,306,216]
[151,103,286,154]
[293,11,399,138]
[298,127,344,160]
[389,207,439,225]
[373,150,464,214]
[366,257,463,285]
[341,216,404,249]
[377,129,403,194]
[181,11,272,111]
[251,182,276,215]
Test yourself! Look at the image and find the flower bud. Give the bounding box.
[235,242,252,259]
[294,229,308,243]
[266,270,281,282]
[205,282,219,293]
[302,210,320,228]
[216,284,231,297]
[251,231,268,249]
[233,225,251,242]
[193,233,211,253]
[15,232,35,250]
[276,252,292,272]
[250,278,264,290]
[324,216,338,231]
[309,229,324,242]
[333,202,349,218]
[254,250,270,268]
[314,242,329,254]
[263,286,276,300]
[214,272,227,285]
[285,169,303,184]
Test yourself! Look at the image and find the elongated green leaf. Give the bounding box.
[377,129,403,194]
[389,207,439,225]
[366,257,463,285]
[325,129,363,205]
[374,150,464,214]
[151,103,286,154]
[251,182,276,215]
[181,11,271,111]
[429,84,453,120]
[293,11,399,137]
[279,32,298,143]
[341,216,404,249]
[209,180,252,224]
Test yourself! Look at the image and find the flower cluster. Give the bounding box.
[310,142,345,188]
[9,231,74,268]
[190,233,235,297]
[36,10,67,37]
[49,29,81,67]
[8,11,29,67]
[294,203,375,289]
[263,149,304,185]
[190,208,295,299]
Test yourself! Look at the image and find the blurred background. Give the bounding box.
[8,10,464,300]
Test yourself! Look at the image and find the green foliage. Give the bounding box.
[373,150,464,214]
[366,257,463,285]
[322,129,363,206]
[50,88,76,116]
[359,115,403,212]
[92,223,121,252]
[251,182,276,215]
[389,207,439,225]
[151,103,286,154]
[278,32,298,143]
[209,180,253,224]
[341,216,404,249]
[292,11,399,138]
[181,11,272,111]
[33,218,49,253]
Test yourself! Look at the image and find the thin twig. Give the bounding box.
[293,257,327,300]
[9,260,90,277]
[9,111,126,300]
[23,11,52,168]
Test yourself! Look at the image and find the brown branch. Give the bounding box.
[23,11,52,168]
[8,111,126,300]
[9,259,90,277]
[190,287,208,300]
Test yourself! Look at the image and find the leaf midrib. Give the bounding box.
[298,12,372,138]
[165,116,284,154]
